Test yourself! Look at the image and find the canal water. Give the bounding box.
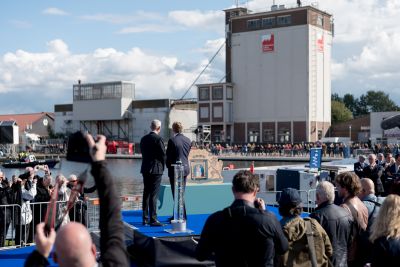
[1,158,303,196]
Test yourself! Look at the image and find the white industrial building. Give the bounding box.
[54,81,198,147]
[197,4,333,143]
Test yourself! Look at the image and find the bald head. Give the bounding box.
[54,222,96,267]
[359,178,375,199]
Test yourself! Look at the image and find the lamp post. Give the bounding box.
[349,125,352,141]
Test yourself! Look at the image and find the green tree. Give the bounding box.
[361,90,400,112]
[331,100,353,123]
[331,93,343,102]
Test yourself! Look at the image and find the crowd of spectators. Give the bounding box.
[204,142,400,158]
[0,165,95,247]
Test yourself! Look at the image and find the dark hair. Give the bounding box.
[278,204,302,217]
[232,170,259,194]
[395,154,400,160]
[335,172,361,197]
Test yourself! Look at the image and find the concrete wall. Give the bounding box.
[73,98,132,121]
[131,107,169,144]
[231,25,309,122]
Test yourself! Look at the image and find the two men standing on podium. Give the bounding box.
[140,120,191,225]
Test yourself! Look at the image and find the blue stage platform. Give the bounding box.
[0,206,305,267]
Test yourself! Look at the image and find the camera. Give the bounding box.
[66,131,92,163]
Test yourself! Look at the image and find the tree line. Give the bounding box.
[331,90,400,123]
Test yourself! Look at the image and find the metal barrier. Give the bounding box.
[258,189,317,213]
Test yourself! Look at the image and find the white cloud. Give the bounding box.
[42,7,69,16]
[168,10,224,33]
[0,39,218,101]
[117,24,179,34]
[81,11,162,24]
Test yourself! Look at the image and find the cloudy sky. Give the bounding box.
[0,0,399,114]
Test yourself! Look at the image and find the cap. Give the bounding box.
[277,188,302,206]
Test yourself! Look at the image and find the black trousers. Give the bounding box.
[15,223,30,246]
[142,173,162,222]
[0,212,11,247]
[169,175,187,220]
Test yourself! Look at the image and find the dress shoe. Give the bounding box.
[167,216,174,222]
[142,219,150,226]
[150,220,165,227]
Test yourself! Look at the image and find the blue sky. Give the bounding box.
[1,0,400,114]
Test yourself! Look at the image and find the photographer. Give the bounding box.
[67,174,96,225]
[13,168,37,246]
[25,134,129,267]
[33,168,52,237]
[0,171,13,247]
[196,170,288,266]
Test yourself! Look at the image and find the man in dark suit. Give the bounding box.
[166,121,191,221]
[140,119,166,226]
[354,155,367,178]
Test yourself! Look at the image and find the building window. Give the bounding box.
[263,129,275,142]
[248,130,259,143]
[262,17,276,28]
[199,87,210,100]
[200,107,209,119]
[226,87,233,100]
[213,106,223,118]
[277,15,291,26]
[212,86,223,100]
[278,128,290,142]
[317,15,324,27]
[247,19,261,30]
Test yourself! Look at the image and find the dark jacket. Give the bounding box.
[166,133,191,178]
[363,164,385,194]
[354,162,367,178]
[24,161,130,267]
[33,181,51,224]
[196,199,288,267]
[140,132,166,175]
[310,202,353,267]
[371,237,400,267]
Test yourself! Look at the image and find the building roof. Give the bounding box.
[0,112,54,132]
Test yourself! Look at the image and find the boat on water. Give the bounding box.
[2,154,60,169]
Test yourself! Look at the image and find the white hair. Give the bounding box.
[316,181,335,204]
[150,119,161,130]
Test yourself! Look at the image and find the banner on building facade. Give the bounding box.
[261,33,274,52]
[317,33,324,52]
[384,128,400,138]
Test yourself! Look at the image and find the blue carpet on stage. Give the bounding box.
[122,205,307,238]
[0,206,307,267]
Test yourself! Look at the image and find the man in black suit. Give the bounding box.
[140,119,166,226]
[166,121,191,220]
[354,155,367,178]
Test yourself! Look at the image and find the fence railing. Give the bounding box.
[0,195,142,250]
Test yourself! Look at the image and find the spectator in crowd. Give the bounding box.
[354,155,367,178]
[166,121,191,221]
[363,154,385,196]
[25,134,130,267]
[357,178,385,264]
[311,181,353,267]
[12,169,37,246]
[376,153,385,167]
[140,119,165,226]
[32,173,52,238]
[196,170,288,267]
[0,171,13,247]
[369,194,400,267]
[67,174,96,225]
[55,175,70,228]
[278,188,332,267]
[335,172,368,267]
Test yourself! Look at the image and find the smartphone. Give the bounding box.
[66,131,92,163]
